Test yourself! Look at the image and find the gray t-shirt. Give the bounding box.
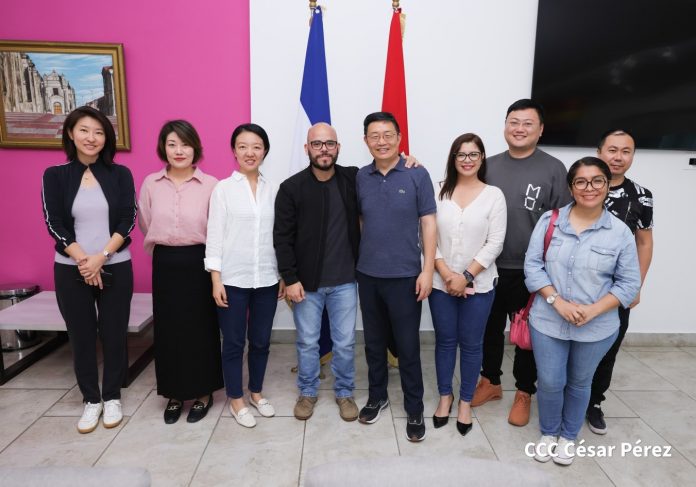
[486,148,571,269]
[54,184,131,265]
[318,176,355,287]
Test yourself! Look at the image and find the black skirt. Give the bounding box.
[152,244,223,399]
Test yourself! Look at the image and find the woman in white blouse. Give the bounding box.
[205,123,285,428]
[429,133,507,436]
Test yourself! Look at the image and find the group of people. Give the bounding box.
[41,98,652,463]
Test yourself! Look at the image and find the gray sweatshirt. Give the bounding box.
[486,148,571,269]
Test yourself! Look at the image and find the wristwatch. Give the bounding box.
[462,270,475,283]
[546,293,559,305]
[102,250,112,260]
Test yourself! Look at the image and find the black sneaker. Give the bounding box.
[587,404,607,435]
[358,398,389,424]
[406,412,426,442]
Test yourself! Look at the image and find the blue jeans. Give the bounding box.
[293,282,357,398]
[428,288,495,401]
[217,284,279,399]
[531,326,619,440]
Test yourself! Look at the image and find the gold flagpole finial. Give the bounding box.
[309,1,318,26]
[392,1,400,10]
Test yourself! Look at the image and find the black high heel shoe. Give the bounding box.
[432,394,454,428]
[456,420,473,436]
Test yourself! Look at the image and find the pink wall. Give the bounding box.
[0,0,250,292]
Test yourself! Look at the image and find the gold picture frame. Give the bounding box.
[0,40,130,150]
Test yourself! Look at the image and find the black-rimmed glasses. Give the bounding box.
[309,140,338,150]
[454,152,482,162]
[572,177,607,190]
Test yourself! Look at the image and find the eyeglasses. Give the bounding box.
[454,152,482,162]
[572,177,608,190]
[366,132,397,143]
[506,119,537,130]
[309,140,338,150]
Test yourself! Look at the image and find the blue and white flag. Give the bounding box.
[289,6,331,176]
[290,6,334,361]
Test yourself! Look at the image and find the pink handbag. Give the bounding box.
[510,209,559,350]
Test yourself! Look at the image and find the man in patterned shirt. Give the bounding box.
[587,128,654,434]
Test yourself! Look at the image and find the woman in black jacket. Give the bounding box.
[41,106,136,434]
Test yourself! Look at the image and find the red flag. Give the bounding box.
[382,9,409,154]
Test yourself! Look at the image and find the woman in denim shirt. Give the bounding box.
[524,157,640,466]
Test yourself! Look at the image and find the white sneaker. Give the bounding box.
[103,399,123,428]
[230,404,257,428]
[249,397,275,417]
[77,402,103,434]
[553,437,575,465]
[534,434,558,463]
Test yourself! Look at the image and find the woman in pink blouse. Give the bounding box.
[139,120,223,424]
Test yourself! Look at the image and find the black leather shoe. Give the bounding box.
[187,395,213,423]
[433,394,453,428]
[456,420,473,436]
[164,399,183,424]
[433,414,449,428]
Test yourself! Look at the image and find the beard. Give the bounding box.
[309,151,339,171]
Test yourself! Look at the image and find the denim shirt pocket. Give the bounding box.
[589,245,618,273]
[544,238,563,262]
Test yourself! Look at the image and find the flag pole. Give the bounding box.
[382,0,409,154]
[391,1,406,37]
[289,1,335,370]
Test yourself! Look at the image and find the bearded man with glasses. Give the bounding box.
[274,122,362,422]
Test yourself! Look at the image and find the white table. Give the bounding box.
[0,291,153,385]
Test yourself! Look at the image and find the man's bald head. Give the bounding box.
[307,122,337,142]
[305,122,340,174]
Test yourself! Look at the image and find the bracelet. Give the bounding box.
[462,270,475,283]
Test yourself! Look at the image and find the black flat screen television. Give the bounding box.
[531,0,696,150]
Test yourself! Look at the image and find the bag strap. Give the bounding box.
[521,208,560,316]
[520,293,535,318]
[542,208,559,260]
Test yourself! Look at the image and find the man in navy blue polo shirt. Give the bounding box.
[355,112,437,442]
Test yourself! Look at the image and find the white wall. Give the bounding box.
[251,0,696,334]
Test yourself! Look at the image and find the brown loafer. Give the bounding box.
[508,390,531,426]
[471,377,503,407]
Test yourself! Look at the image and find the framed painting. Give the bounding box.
[0,40,130,150]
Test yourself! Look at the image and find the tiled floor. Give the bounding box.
[2,340,696,486]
